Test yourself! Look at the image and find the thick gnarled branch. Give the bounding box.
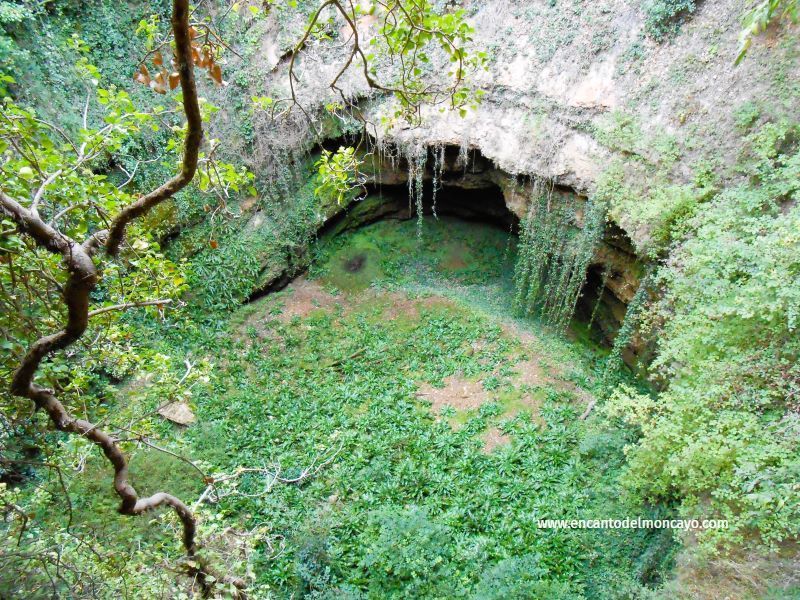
[0,1,239,594]
[104,0,203,257]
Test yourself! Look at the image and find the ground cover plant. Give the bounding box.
[5,215,675,597]
[252,220,670,596]
[2,0,800,597]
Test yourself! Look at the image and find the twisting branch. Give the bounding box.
[104,0,203,257]
[0,1,248,595]
[1,182,203,559]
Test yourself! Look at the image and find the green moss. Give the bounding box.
[734,101,762,131]
[594,111,646,158]
[642,0,696,41]
[320,245,385,292]
[497,384,548,418]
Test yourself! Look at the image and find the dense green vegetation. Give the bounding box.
[3,217,676,597]
[605,121,800,553]
[2,0,800,597]
[642,0,696,41]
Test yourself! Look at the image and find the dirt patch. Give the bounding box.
[379,292,458,321]
[500,322,539,349]
[270,278,341,323]
[508,348,595,418]
[417,375,490,414]
[511,358,547,388]
[236,278,341,344]
[379,293,422,321]
[480,427,511,453]
[439,244,469,271]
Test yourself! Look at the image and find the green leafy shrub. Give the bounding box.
[596,163,713,257]
[642,0,696,41]
[473,554,582,600]
[734,101,762,130]
[610,122,800,552]
[360,507,463,598]
[314,146,366,206]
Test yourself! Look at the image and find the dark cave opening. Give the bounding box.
[323,185,637,354]
[258,142,642,358]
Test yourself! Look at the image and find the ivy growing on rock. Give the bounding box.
[513,179,606,332]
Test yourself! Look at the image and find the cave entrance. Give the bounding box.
[322,179,517,237]
[256,142,638,356]
[320,177,631,353]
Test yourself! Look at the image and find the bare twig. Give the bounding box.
[87,299,172,318]
[194,444,343,510]
[579,398,596,420]
[30,170,63,216]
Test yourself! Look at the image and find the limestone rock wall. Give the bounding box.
[211,0,799,352]
[218,0,800,215]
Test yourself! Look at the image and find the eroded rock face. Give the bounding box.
[216,0,799,244]
[373,0,798,199]
[212,0,798,360]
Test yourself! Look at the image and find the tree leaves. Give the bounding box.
[134,21,227,94]
[314,146,366,206]
[736,0,799,65]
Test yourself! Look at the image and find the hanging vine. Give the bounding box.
[456,138,470,173]
[404,142,428,236]
[602,269,654,379]
[431,143,446,219]
[513,179,607,331]
[588,265,611,330]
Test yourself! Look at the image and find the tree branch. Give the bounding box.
[0,2,244,595]
[104,0,203,257]
[87,299,172,318]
